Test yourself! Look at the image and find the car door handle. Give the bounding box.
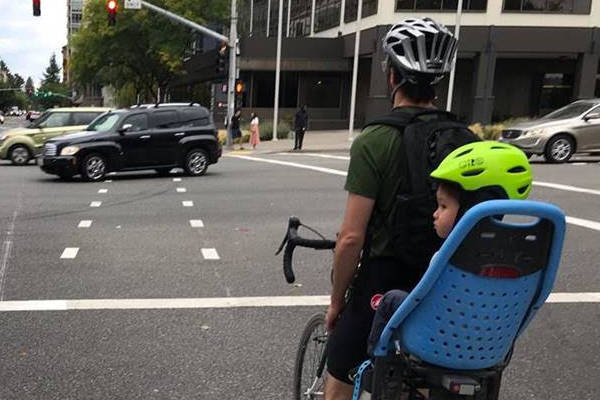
[140,135,151,139]
[174,132,185,137]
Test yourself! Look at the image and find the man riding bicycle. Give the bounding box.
[324,18,461,400]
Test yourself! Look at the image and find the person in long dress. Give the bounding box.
[250,112,260,149]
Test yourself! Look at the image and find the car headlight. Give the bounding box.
[0,134,6,142]
[524,128,545,137]
[60,145,80,156]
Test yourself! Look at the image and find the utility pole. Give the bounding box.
[273,0,284,141]
[348,0,363,140]
[446,0,463,112]
[226,0,238,148]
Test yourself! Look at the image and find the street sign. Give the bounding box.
[124,0,141,9]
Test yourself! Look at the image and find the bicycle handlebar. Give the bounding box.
[276,216,336,283]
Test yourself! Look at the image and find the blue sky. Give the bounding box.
[0,0,68,86]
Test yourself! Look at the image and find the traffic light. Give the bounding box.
[33,0,41,16]
[107,0,117,26]
[215,42,228,76]
[235,80,244,94]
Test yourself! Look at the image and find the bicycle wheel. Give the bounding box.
[293,312,329,400]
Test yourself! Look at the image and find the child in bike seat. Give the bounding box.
[366,141,533,356]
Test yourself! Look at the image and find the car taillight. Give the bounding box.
[479,266,522,279]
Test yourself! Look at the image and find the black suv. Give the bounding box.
[40,104,222,181]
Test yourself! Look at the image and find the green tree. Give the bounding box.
[42,53,62,85]
[10,73,25,89]
[70,0,228,103]
[25,77,35,97]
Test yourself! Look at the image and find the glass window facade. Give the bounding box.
[315,0,341,33]
[503,0,591,13]
[290,0,312,37]
[344,0,378,23]
[396,0,487,10]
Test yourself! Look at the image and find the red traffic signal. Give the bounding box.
[107,0,117,26]
[33,0,41,16]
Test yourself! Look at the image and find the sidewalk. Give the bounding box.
[223,129,359,156]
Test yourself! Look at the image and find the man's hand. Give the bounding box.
[325,302,344,333]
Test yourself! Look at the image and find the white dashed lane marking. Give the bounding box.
[182,201,194,207]
[201,248,220,260]
[78,220,93,228]
[190,220,204,228]
[173,178,182,182]
[176,187,187,193]
[98,189,108,194]
[105,180,113,183]
[566,216,600,232]
[60,248,79,259]
[90,201,102,207]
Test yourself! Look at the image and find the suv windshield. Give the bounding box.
[86,113,120,132]
[542,102,597,120]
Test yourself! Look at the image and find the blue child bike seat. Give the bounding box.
[372,200,566,370]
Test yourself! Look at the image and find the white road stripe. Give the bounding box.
[60,248,79,259]
[182,201,194,207]
[201,248,220,260]
[534,181,600,196]
[190,219,204,228]
[176,187,187,193]
[98,189,108,194]
[173,178,182,182]
[90,201,102,207]
[228,155,348,176]
[233,156,600,232]
[0,293,597,312]
[105,180,113,183]
[78,220,93,228]
[277,152,350,161]
[565,216,600,232]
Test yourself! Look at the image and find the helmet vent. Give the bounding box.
[508,166,526,173]
[490,146,508,150]
[462,169,484,177]
[517,185,530,195]
[455,149,473,158]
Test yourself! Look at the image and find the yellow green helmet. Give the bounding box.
[430,141,532,200]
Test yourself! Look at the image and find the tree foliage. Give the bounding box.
[38,54,71,109]
[42,54,62,85]
[70,0,229,102]
[0,59,29,111]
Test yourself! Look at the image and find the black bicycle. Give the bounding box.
[276,216,335,400]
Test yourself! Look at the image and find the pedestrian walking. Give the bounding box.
[293,105,308,150]
[250,112,260,149]
[231,109,243,150]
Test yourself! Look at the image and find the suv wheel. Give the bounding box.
[9,145,31,166]
[80,153,107,181]
[184,149,208,176]
[544,135,574,163]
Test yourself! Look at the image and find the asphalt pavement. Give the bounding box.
[0,121,599,399]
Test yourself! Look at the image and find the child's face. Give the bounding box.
[433,185,460,239]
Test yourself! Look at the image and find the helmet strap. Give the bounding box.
[389,78,407,105]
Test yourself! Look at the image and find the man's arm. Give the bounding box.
[326,192,375,331]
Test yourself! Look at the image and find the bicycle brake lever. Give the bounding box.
[275,233,289,255]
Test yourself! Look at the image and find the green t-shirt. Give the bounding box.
[344,123,404,258]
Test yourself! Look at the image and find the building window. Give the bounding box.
[344,0,378,23]
[71,12,82,24]
[290,0,312,37]
[538,73,573,116]
[315,0,341,33]
[268,1,290,37]
[396,0,487,10]
[252,72,299,108]
[503,0,591,13]
[306,74,341,108]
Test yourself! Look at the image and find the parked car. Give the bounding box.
[40,104,222,181]
[0,107,109,165]
[499,99,600,163]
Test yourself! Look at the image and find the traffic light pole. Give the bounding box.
[139,0,236,148]
[226,0,238,148]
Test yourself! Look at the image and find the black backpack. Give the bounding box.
[363,108,481,271]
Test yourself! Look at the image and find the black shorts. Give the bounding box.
[326,258,424,384]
